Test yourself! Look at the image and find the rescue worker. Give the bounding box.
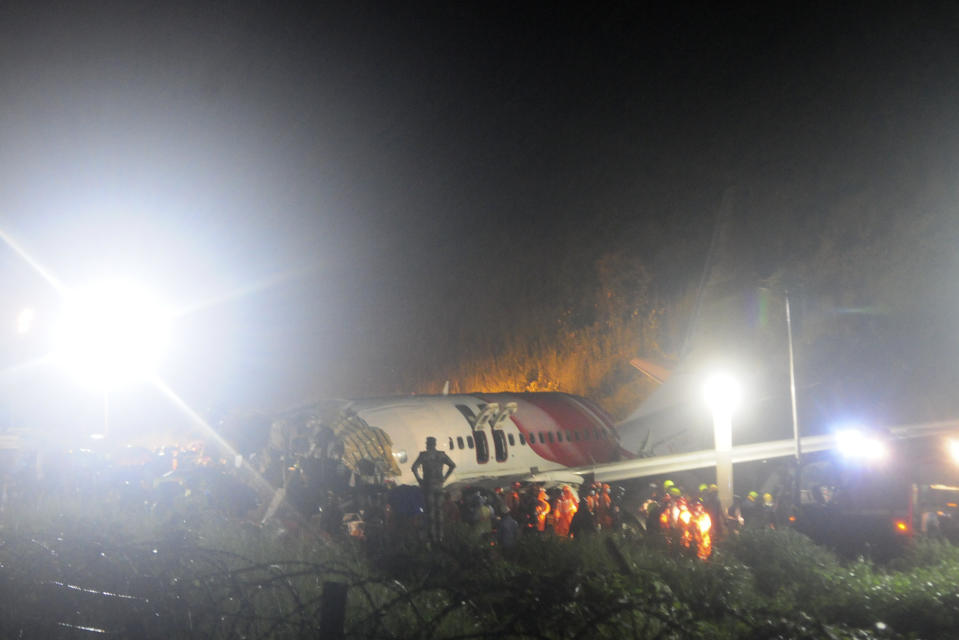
[596,483,614,530]
[741,490,762,528]
[703,483,725,539]
[643,484,664,533]
[411,437,456,544]
[492,486,509,517]
[553,485,578,536]
[505,482,522,519]
[658,486,687,547]
[690,500,713,559]
[727,494,744,532]
[662,485,683,529]
[697,483,709,504]
[761,492,777,529]
[586,486,599,515]
[569,497,596,538]
[534,486,551,533]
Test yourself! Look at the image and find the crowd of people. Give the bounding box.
[440,480,629,547]
[0,433,788,564]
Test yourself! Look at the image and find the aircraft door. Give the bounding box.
[474,430,490,463]
[454,401,518,464]
[489,403,515,462]
[456,403,494,464]
[492,429,507,462]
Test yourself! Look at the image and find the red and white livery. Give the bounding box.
[350,392,631,488]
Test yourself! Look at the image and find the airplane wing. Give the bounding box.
[449,469,587,489]
[573,419,959,482]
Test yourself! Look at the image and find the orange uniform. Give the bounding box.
[535,489,550,532]
[596,485,613,530]
[553,485,578,536]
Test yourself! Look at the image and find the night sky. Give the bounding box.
[1,3,957,442]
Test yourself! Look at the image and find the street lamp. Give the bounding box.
[704,371,741,510]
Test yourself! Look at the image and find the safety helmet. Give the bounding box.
[748,491,759,501]
[763,492,774,504]
[698,483,709,493]
[663,479,675,489]
[668,486,681,497]
[708,484,718,493]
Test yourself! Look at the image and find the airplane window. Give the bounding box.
[538,432,546,444]
[507,433,515,446]
[557,431,563,441]
[518,433,526,445]
[457,437,464,449]
[449,437,455,450]
[573,431,580,441]
[547,432,554,443]
[467,436,474,449]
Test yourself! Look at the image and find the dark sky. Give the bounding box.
[0,2,956,440]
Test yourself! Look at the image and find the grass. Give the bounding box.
[3,494,959,638]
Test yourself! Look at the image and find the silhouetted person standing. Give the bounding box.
[411,437,456,543]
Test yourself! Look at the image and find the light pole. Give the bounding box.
[704,371,741,511]
[785,291,802,506]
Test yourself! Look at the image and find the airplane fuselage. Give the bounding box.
[350,392,627,487]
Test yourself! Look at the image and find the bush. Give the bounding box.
[7,498,959,638]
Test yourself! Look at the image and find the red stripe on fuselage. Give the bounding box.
[479,393,621,468]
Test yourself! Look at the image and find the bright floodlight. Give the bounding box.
[16,307,35,334]
[947,439,959,466]
[703,371,742,415]
[53,280,171,391]
[835,429,887,461]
